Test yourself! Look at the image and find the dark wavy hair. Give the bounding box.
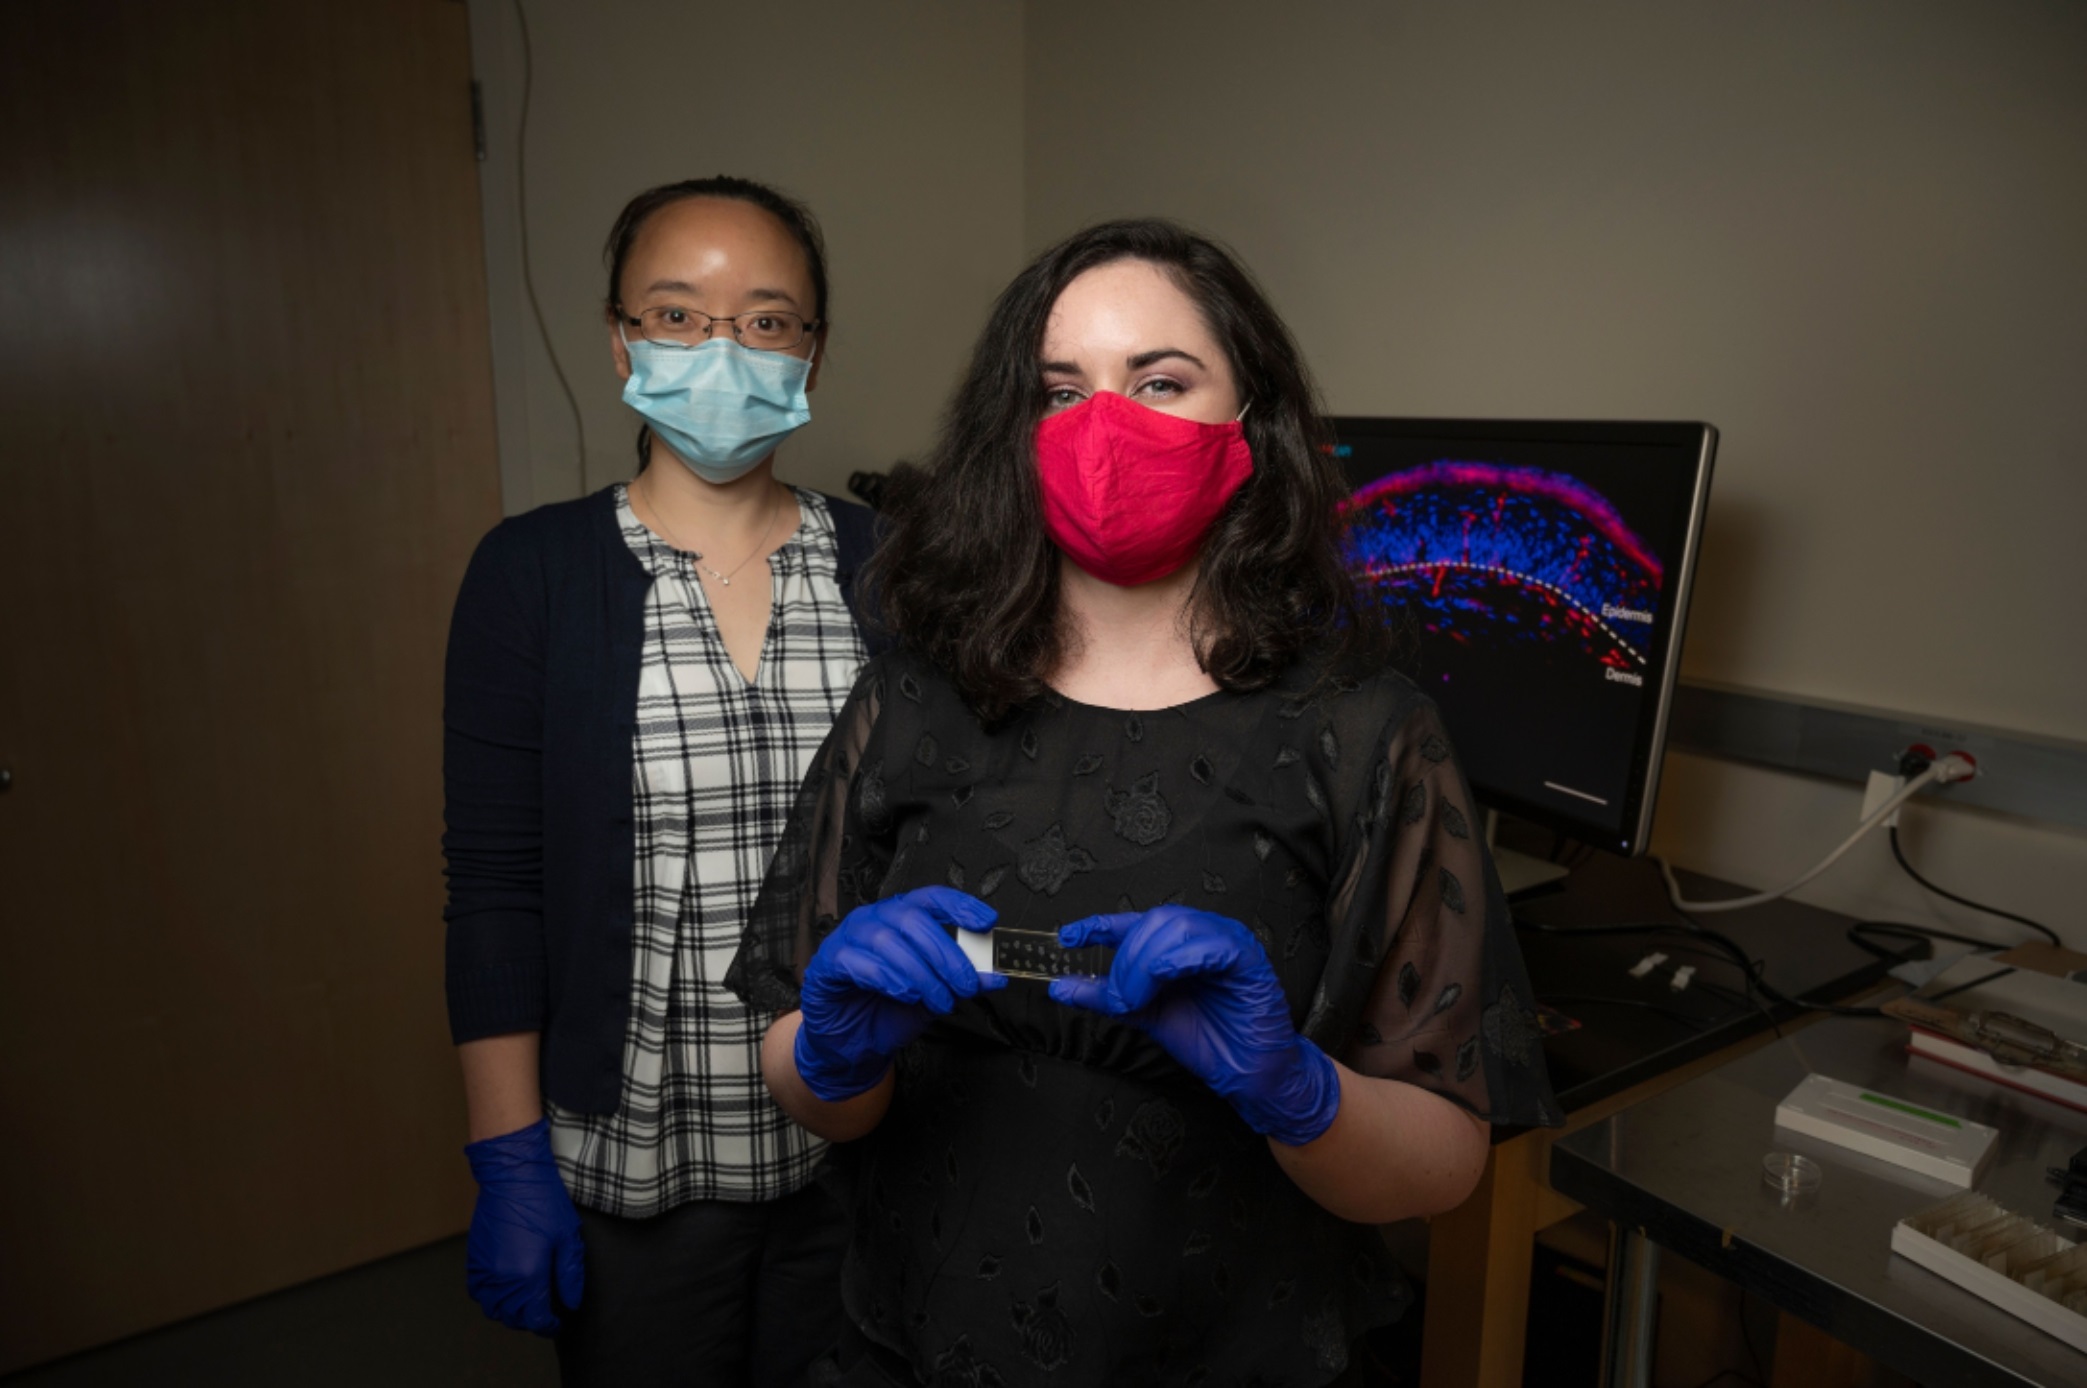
[602,174,829,472]
[868,218,1388,722]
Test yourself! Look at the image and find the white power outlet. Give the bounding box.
[1861,769,1906,827]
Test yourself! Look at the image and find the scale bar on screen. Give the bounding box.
[1543,781,1610,806]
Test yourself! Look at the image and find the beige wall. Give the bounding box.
[466,2,2083,941]
[468,0,1025,508]
[1025,0,2087,939]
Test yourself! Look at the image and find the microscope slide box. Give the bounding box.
[1892,1193,2087,1353]
[1774,1073,1997,1188]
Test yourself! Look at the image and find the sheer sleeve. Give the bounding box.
[1306,692,1558,1130]
[724,663,890,1015]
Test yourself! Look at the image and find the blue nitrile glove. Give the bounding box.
[795,885,1005,1101]
[1049,907,1341,1147]
[463,1117,585,1336]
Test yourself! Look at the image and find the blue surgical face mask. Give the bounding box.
[620,334,815,484]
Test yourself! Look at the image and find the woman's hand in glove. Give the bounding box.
[794,886,1005,1101]
[463,1117,585,1335]
[1049,906,1341,1147]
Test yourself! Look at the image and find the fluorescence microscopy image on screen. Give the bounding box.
[1335,432,1701,842]
[1343,461,1664,677]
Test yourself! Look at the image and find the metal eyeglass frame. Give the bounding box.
[618,305,821,352]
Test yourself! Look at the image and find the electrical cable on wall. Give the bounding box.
[1888,825,2059,945]
[512,0,589,495]
[1658,756,1973,915]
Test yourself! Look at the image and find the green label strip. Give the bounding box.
[1859,1091,1961,1129]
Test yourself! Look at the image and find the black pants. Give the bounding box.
[556,1181,849,1388]
[819,1319,1386,1388]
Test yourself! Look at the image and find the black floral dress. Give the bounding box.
[730,650,1557,1388]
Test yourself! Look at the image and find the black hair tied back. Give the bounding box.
[602,174,829,472]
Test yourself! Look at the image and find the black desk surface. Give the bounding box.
[1511,853,1895,1113]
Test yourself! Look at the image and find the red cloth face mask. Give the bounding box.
[1034,391,1255,587]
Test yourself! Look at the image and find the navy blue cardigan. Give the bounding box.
[441,485,886,1115]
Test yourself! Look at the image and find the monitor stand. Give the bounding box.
[1493,846,1571,898]
[1485,810,1571,898]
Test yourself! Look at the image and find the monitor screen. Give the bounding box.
[1331,418,1715,855]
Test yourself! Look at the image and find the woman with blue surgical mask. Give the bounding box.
[441,176,882,1386]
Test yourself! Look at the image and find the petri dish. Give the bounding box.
[1762,1151,1822,1196]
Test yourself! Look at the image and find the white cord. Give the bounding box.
[1660,755,1975,913]
[511,0,589,490]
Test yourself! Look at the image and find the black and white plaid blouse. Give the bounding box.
[547,484,867,1216]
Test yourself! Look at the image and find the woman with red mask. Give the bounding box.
[729,219,1557,1386]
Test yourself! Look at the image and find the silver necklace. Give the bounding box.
[640,477,782,587]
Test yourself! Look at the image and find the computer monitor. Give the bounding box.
[1330,418,1716,887]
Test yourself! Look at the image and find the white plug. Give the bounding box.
[1936,752,1979,783]
[1629,951,1667,980]
[1861,770,1907,828]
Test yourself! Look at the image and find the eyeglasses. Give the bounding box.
[620,305,819,352]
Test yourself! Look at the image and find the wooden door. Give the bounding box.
[0,1,502,1370]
